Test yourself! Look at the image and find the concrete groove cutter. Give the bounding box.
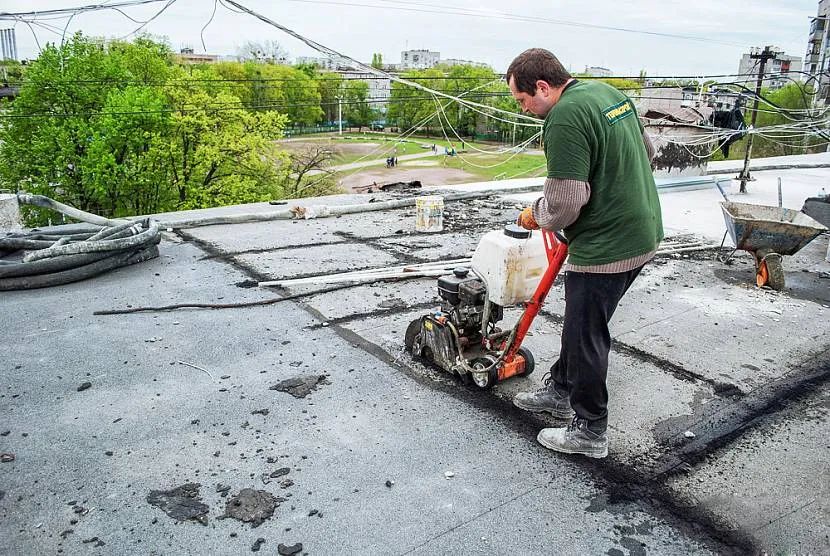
[405,225,568,388]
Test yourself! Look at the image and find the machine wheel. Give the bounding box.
[517,346,535,376]
[467,357,499,389]
[404,317,422,355]
[756,254,785,291]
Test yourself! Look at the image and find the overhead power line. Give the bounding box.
[218,0,540,126]
[9,72,821,87]
[0,0,171,20]
[0,92,519,119]
[278,0,748,47]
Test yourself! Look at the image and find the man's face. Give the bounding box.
[508,76,556,118]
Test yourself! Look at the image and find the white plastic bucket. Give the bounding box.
[415,195,444,232]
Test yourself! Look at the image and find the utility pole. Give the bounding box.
[338,96,342,135]
[737,45,777,193]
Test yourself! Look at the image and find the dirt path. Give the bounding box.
[337,166,478,192]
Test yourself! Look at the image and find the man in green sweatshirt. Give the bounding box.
[507,48,663,459]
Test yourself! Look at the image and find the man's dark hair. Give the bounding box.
[506,48,571,95]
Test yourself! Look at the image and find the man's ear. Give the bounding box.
[535,80,551,97]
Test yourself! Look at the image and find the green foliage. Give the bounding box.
[480,82,540,145]
[388,68,443,133]
[1,59,24,84]
[317,71,343,123]
[387,64,512,141]
[0,34,133,220]
[572,73,642,92]
[163,67,290,209]
[342,80,372,130]
[748,83,825,157]
[371,53,383,69]
[597,77,642,92]
[294,62,318,78]
[0,33,299,225]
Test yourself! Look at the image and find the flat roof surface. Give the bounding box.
[2,156,829,554]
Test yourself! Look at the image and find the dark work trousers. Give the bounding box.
[549,266,645,434]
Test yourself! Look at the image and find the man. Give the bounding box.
[507,48,663,459]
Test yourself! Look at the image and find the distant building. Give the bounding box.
[176,48,218,64]
[585,66,612,78]
[441,58,490,69]
[295,55,352,70]
[737,48,802,90]
[0,29,18,61]
[806,0,830,101]
[337,70,391,113]
[400,50,439,69]
[636,84,744,119]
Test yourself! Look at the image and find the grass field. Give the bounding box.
[439,152,547,181]
[283,131,546,186]
[327,132,527,166]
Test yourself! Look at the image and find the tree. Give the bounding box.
[387,68,444,134]
[371,53,383,69]
[241,60,287,111]
[486,86,539,144]
[281,146,335,198]
[0,34,296,224]
[163,67,289,208]
[748,82,824,157]
[342,80,372,130]
[266,65,323,126]
[0,59,24,85]
[438,64,500,139]
[236,40,288,64]
[317,71,344,123]
[597,77,642,93]
[0,33,135,221]
[83,85,173,216]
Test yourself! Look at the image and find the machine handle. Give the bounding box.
[542,229,567,265]
[498,229,568,380]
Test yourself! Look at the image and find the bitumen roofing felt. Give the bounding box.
[2,155,829,554]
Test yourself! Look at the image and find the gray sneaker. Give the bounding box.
[537,417,608,459]
[513,387,573,419]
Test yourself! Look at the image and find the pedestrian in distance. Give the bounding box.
[507,48,663,459]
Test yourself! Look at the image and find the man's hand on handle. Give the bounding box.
[517,207,540,230]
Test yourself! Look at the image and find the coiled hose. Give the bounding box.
[0,194,161,291]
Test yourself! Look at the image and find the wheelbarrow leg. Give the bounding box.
[716,230,738,264]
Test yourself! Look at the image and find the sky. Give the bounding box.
[0,0,821,78]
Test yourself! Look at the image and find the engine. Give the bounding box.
[436,268,483,337]
[405,267,504,374]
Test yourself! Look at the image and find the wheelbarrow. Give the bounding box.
[718,201,828,290]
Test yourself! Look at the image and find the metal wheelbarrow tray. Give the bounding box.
[719,201,828,290]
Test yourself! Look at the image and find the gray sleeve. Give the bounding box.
[531,177,590,231]
[643,130,656,162]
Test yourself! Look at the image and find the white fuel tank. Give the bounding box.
[470,225,549,306]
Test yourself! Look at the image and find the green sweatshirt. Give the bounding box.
[543,80,663,266]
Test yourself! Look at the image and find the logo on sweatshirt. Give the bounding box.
[602,100,633,125]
